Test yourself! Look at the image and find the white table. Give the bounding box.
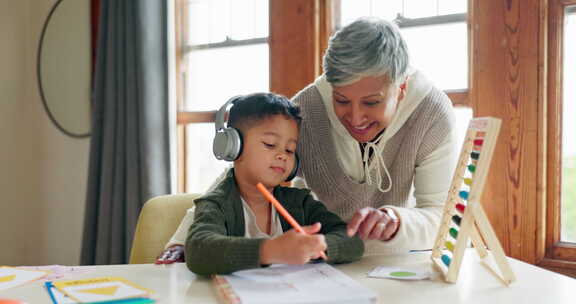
[1,249,575,303]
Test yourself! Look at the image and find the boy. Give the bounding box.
[185,93,364,275]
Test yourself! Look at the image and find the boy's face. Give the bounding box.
[234,114,299,188]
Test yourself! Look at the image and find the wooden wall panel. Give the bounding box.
[536,0,549,263]
[471,0,547,264]
[470,0,508,255]
[269,0,320,98]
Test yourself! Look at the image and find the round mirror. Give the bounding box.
[37,0,92,138]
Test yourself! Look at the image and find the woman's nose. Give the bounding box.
[348,105,366,125]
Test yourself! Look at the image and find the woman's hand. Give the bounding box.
[155,244,185,264]
[260,223,327,265]
[347,207,400,241]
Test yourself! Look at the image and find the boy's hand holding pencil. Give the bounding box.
[260,223,327,264]
[256,183,329,265]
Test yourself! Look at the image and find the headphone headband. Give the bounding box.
[214,96,240,132]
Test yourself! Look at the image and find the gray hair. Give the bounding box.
[323,17,409,86]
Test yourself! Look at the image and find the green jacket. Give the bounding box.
[185,169,364,275]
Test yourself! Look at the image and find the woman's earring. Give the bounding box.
[398,83,407,101]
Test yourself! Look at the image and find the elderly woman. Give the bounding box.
[156,17,457,263]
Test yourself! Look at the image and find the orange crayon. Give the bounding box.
[256,182,328,260]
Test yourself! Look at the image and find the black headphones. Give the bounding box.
[213,96,299,182]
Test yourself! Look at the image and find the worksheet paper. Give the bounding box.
[0,267,47,291]
[219,263,377,304]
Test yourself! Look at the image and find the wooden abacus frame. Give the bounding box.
[431,117,516,285]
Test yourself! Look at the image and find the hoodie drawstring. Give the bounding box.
[362,141,392,193]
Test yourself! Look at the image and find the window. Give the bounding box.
[338,0,468,91]
[176,0,269,193]
[561,6,576,242]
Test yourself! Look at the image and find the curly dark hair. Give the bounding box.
[227,93,302,132]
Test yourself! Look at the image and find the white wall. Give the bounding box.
[0,0,89,266]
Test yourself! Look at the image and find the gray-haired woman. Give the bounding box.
[295,16,457,255]
[156,17,457,263]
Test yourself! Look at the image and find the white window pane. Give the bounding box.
[340,0,372,27]
[402,23,467,90]
[230,0,268,40]
[186,0,267,45]
[184,44,269,111]
[183,43,269,193]
[186,1,210,45]
[561,9,576,242]
[438,0,467,15]
[186,124,231,194]
[187,0,229,45]
[371,1,404,21]
[342,0,467,21]
[341,0,404,25]
[405,0,438,19]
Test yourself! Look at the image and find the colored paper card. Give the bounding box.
[53,277,153,303]
[45,281,77,304]
[0,267,48,291]
[19,265,95,281]
[368,266,431,281]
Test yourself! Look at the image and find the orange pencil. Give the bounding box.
[256,182,327,260]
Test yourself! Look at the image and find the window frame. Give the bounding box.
[175,0,186,192]
[538,0,576,276]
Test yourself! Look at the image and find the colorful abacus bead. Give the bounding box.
[441,254,452,266]
[449,227,459,238]
[455,203,466,213]
[452,215,462,226]
[445,241,455,252]
[471,151,480,160]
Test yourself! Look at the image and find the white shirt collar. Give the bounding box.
[241,196,283,238]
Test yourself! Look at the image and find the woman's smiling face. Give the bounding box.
[332,75,405,143]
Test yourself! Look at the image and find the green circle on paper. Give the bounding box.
[389,271,417,277]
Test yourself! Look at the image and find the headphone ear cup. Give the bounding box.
[285,153,300,182]
[213,127,243,161]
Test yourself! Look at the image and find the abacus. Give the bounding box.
[431,117,515,285]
